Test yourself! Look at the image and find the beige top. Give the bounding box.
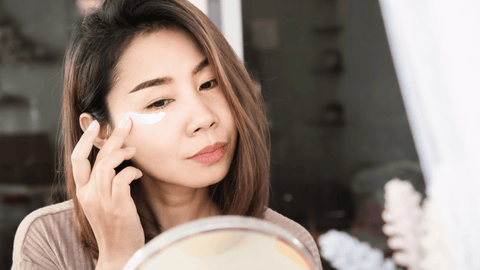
[12,200,322,270]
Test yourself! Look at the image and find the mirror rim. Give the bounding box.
[123,215,315,270]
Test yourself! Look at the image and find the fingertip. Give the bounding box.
[123,147,137,160]
[136,170,143,179]
[86,120,99,132]
[127,119,134,133]
[119,115,131,129]
[121,117,134,136]
[126,117,133,130]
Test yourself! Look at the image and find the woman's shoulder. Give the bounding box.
[263,208,306,235]
[263,208,322,270]
[12,200,94,270]
[263,208,314,246]
[14,200,75,249]
[18,199,74,223]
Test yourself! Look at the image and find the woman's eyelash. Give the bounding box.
[146,99,172,110]
[200,79,218,90]
[146,79,218,110]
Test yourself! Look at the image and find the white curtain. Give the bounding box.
[378,1,480,270]
[188,0,243,60]
[188,0,208,14]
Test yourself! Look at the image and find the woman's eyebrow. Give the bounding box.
[129,58,209,94]
[129,77,173,94]
[192,58,209,76]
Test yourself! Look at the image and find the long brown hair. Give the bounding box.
[60,0,270,259]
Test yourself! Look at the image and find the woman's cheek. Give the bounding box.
[123,111,168,146]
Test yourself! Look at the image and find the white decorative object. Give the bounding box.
[318,229,395,270]
[382,179,423,270]
[382,179,455,270]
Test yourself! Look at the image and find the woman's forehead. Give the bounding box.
[123,28,203,62]
[113,28,208,91]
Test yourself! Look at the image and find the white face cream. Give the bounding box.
[124,111,166,125]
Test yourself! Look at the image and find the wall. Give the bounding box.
[336,0,419,178]
[242,0,342,183]
[242,0,421,227]
[0,2,72,266]
[0,0,75,150]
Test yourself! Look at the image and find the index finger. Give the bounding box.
[71,120,100,187]
[96,115,133,161]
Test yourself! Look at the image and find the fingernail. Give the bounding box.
[87,120,99,131]
[119,115,130,129]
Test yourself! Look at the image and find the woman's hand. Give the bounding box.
[71,116,144,269]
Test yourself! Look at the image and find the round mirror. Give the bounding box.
[123,216,316,270]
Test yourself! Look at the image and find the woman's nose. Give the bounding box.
[185,96,218,136]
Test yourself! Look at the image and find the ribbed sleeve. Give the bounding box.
[11,200,95,270]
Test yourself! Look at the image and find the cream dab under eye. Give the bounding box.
[123,111,166,125]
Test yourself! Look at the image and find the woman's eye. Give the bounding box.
[200,79,218,90]
[146,99,171,110]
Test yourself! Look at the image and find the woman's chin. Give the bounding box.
[142,171,228,190]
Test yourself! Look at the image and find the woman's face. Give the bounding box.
[107,28,237,188]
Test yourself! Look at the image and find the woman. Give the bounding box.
[12,0,321,269]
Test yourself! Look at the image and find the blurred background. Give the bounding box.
[0,0,428,269]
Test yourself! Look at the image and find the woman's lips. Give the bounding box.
[189,142,227,165]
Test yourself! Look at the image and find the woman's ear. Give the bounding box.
[79,112,111,149]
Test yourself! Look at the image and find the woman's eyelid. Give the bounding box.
[146,98,172,110]
[200,78,218,90]
[145,78,218,110]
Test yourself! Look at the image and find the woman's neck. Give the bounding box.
[140,177,219,231]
